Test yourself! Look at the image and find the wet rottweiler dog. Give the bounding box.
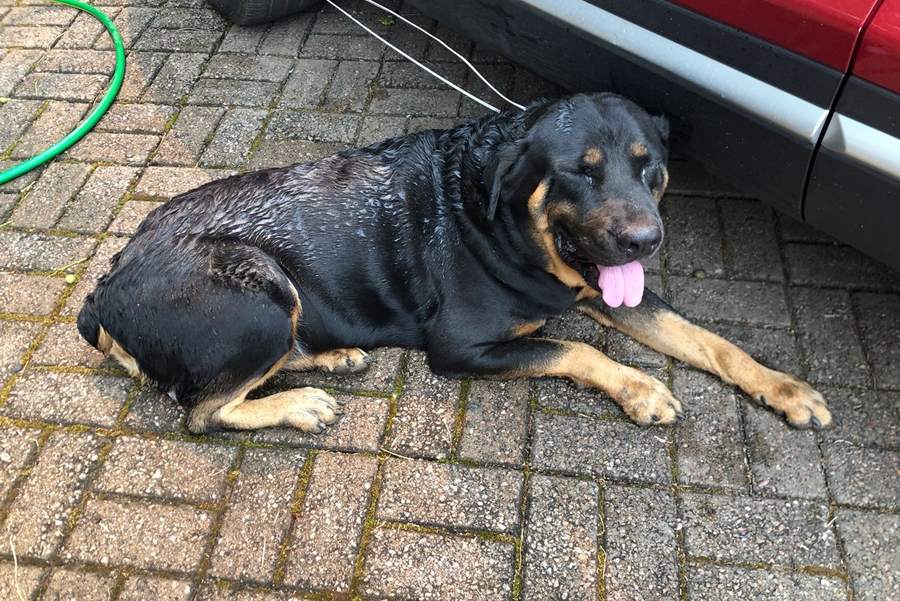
[78,93,832,433]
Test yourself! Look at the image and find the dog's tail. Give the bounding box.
[77,246,126,350]
[76,291,102,349]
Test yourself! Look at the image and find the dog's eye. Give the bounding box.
[568,169,597,187]
[641,163,659,186]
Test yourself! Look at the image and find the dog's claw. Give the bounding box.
[346,359,355,367]
[334,409,344,416]
[364,356,377,364]
[811,416,822,428]
[651,414,660,422]
[833,415,843,427]
[676,412,686,420]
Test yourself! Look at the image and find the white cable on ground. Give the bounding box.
[358,0,526,111]
[324,0,526,113]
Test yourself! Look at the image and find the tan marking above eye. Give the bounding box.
[583,147,602,165]
[631,142,649,157]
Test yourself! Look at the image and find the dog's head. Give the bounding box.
[485,93,669,301]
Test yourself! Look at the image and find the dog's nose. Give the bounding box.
[618,226,662,258]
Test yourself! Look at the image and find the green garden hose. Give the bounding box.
[0,0,125,185]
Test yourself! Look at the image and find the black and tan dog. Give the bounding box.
[78,93,832,433]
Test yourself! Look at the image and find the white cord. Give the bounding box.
[357,0,527,111]
[323,0,526,113]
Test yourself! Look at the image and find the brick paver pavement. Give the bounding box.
[1,0,899,599]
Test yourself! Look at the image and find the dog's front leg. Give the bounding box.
[577,290,832,429]
[431,338,684,425]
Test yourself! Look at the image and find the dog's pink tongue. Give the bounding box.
[597,261,645,308]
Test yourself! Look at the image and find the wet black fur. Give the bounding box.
[78,93,670,420]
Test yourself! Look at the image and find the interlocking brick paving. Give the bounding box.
[63,498,214,571]
[1,1,898,598]
[377,459,523,534]
[604,485,679,601]
[209,447,307,584]
[284,452,377,593]
[522,475,599,600]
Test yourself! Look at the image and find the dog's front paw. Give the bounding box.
[282,387,344,432]
[750,369,832,429]
[613,367,685,425]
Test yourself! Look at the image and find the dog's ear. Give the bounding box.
[487,141,525,221]
[486,136,547,221]
[650,115,670,147]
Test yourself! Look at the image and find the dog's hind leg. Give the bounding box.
[179,299,345,433]
[86,239,346,434]
[187,377,342,434]
[181,243,344,433]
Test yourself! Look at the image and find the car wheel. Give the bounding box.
[206,0,320,25]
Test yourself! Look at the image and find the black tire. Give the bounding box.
[206,0,320,26]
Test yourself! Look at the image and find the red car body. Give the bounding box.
[671,0,877,72]
[856,0,900,93]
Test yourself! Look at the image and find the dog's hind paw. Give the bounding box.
[319,348,372,375]
[284,348,374,375]
[751,369,832,429]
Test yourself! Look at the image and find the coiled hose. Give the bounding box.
[0,0,125,185]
